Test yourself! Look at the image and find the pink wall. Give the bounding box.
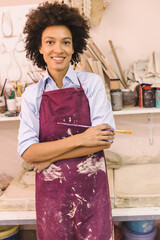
[90,0,160,71]
[0,0,43,7]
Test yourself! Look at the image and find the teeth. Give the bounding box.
[51,57,64,60]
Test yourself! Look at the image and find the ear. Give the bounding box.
[39,46,43,54]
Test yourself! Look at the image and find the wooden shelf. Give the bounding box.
[0,211,36,225]
[0,107,160,122]
[113,107,160,115]
[1,207,160,225]
[112,207,160,221]
[0,116,20,122]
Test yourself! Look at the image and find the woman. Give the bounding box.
[18,2,115,240]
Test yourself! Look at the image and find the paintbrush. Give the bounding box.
[0,78,7,96]
[57,122,132,134]
[113,129,132,134]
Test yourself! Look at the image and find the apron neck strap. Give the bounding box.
[77,77,82,88]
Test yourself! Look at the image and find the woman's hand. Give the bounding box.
[78,123,115,147]
[30,160,51,173]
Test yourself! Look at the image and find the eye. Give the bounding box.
[46,40,53,45]
[64,41,71,45]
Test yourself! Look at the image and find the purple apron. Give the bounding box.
[36,79,113,240]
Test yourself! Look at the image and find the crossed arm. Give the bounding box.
[22,123,114,173]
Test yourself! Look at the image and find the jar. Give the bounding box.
[110,89,123,111]
[155,88,160,108]
[110,79,120,90]
[143,86,155,108]
[6,98,16,112]
[122,89,138,107]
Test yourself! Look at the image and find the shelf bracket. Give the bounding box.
[148,113,153,145]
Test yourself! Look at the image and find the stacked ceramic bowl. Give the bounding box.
[122,220,157,240]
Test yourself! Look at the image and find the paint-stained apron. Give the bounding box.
[36,80,113,240]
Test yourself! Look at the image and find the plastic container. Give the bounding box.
[122,223,157,240]
[125,220,154,234]
[0,225,19,240]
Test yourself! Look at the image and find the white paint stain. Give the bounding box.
[42,164,64,181]
[69,117,72,122]
[66,164,70,169]
[67,128,72,136]
[77,222,82,226]
[84,235,92,240]
[75,194,87,204]
[67,202,77,218]
[87,203,91,208]
[55,211,63,223]
[77,155,106,176]
[89,228,92,232]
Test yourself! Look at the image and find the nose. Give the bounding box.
[53,42,63,53]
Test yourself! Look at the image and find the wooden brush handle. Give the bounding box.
[114,129,132,134]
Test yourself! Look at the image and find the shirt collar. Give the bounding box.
[42,65,80,89]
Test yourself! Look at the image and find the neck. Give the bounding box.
[48,68,69,89]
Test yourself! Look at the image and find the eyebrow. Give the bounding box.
[44,37,72,40]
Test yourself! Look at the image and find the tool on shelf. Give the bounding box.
[0,79,7,96]
[108,40,128,89]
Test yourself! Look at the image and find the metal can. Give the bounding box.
[110,89,123,111]
[143,86,155,108]
[155,88,160,108]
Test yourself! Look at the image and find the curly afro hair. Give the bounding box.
[23,1,90,69]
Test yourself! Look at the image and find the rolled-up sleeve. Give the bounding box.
[18,87,40,157]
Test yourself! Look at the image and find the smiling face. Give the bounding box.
[39,25,74,79]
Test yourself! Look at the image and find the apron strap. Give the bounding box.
[77,77,83,88]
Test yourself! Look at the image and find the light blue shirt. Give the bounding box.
[18,65,115,156]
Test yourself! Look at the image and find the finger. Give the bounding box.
[99,132,115,139]
[97,124,114,132]
[99,135,115,141]
[30,163,34,168]
[101,130,115,136]
[98,140,112,146]
[34,167,38,172]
